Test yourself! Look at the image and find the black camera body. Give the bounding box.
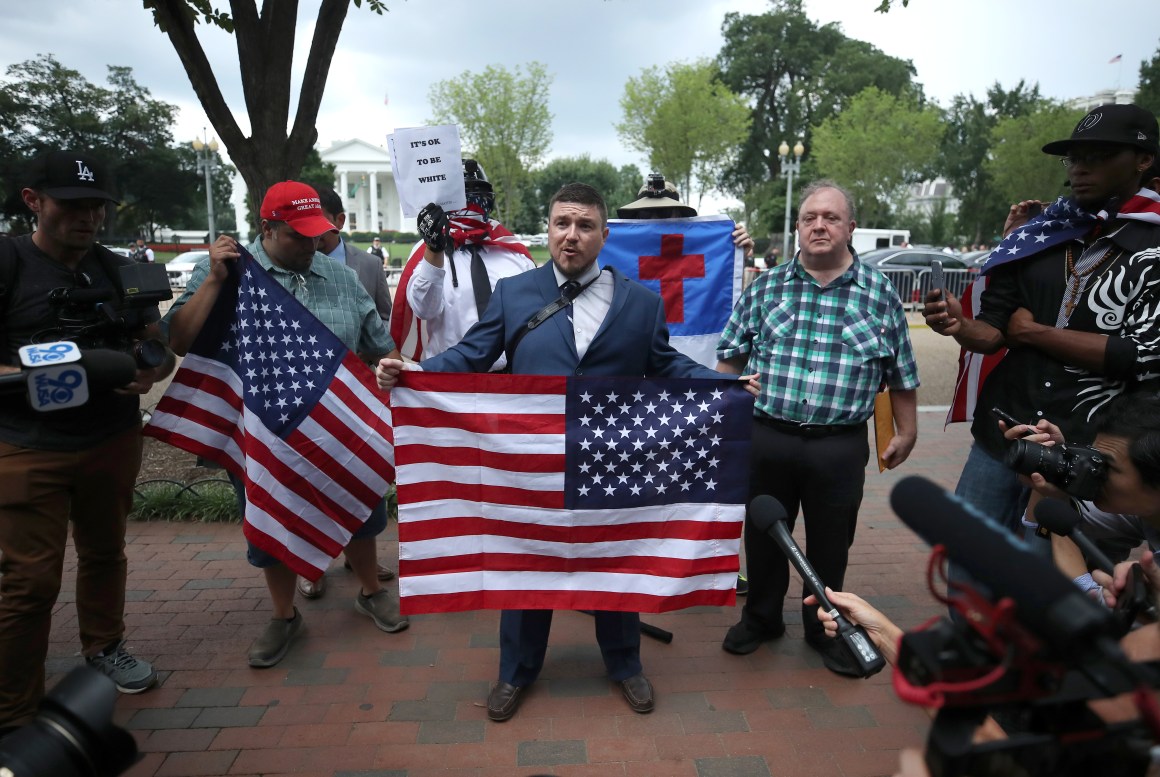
[47,263,171,369]
[1003,439,1108,501]
[645,172,667,197]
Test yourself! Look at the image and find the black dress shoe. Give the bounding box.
[619,673,654,714]
[722,619,785,655]
[487,681,524,722]
[805,634,862,677]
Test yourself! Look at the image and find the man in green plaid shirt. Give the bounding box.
[715,180,919,676]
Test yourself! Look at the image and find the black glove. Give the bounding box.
[417,202,451,252]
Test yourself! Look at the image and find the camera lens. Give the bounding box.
[131,339,166,370]
[0,667,137,777]
[1003,439,1068,482]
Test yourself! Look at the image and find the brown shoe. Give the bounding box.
[296,574,326,599]
[344,560,397,581]
[248,608,304,668]
[619,673,654,714]
[486,682,524,722]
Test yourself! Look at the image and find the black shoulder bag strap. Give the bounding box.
[504,269,604,369]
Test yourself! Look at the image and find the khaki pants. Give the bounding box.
[0,425,142,727]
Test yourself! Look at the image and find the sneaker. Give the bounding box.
[248,608,304,668]
[722,619,785,655]
[355,589,410,633]
[736,573,749,596]
[86,640,157,694]
[805,633,862,677]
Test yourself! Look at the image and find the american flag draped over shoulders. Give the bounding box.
[949,188,1160,423]
[392,372,754,615]
[144,248,394,580]
[390,207,532,361]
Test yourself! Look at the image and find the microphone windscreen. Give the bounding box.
[748,494,788,535]
[79,349,137,393]
[889,475,1111,648]
[1034,498,1081,537]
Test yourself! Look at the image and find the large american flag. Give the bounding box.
[391,372,754,615]
[144,249,394,580]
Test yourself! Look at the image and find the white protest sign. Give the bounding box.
[387,125,466,217]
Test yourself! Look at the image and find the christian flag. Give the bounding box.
[144,249,394,580]
[602,216,743,367]
[391,372,754,615]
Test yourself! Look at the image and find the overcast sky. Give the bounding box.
[3,0,1159,212]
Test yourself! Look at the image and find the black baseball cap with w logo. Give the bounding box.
[24,149,119,202]
[1042,104,1159,157]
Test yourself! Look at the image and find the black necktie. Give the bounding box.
[469,244,491,318]
[560,280,583,302]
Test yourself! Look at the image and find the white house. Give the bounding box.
[319,138,413,234]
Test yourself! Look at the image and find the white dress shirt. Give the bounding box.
[407,242,535,368]
[551,263,613,361]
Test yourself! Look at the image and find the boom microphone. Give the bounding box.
[749,495,885,677]
[0,342,136,411]
[889,476,1119,660]
[1034,498,1116,574]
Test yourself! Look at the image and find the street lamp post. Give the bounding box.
[778,140,805,261]
[192,131,220,242]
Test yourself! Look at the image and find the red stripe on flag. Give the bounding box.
[395,444,564,472]
[397,481,566,509]
[401,553,739,577]
[396,406,565,436]
[402,588,735,615]
[398,516,742,544]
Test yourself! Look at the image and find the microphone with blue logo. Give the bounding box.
[0,342,137,411]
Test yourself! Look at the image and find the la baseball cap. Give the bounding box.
[260,181,336,238]
[1042,104,1160,157]
[25,150,119,202]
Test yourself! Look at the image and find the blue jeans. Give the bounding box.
[947,444,1034,606]
[227,472,387,568]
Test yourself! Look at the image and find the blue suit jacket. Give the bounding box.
[420,262,722,379]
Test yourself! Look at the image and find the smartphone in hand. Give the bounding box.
[992,407,1036,437]
[929,259,945,303]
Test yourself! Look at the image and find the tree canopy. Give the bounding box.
[985,103,1083,215]
[428,62,554,229]
[142,0,385,217]
[0,53,227,239]
[1137,45,1160,116]
[811,87,942,228]
[715,0,920,236]
[534,156,642,224]
[616,59,750,209]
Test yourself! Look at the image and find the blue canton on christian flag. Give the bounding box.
[603,216,742,366]
[145,248,394,581]
[392,373,754,614]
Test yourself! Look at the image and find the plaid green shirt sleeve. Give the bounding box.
[717,259,919,425]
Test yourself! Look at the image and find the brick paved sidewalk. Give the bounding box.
[44,413,972,777]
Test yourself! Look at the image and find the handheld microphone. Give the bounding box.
[0,342,137,411]
[889,476,1123,662]
[1034,498,1116,574]
[748,494,886,678]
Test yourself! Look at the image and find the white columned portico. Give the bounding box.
[369,171,380,233]
[339,170,351,234]
[320,139,408,234]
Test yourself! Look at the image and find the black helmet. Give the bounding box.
[463,159,493,194]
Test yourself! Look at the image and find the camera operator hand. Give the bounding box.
[111,323,176,396]
[804,587,903,666]
[1000,417,1071,500]
[1093,552,1160,611]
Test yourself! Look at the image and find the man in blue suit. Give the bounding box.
[377,182,753,721]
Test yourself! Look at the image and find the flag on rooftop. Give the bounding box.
[144,248,394,580]
[391,372,754,615]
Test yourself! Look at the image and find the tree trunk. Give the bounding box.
[145,0,353,228]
